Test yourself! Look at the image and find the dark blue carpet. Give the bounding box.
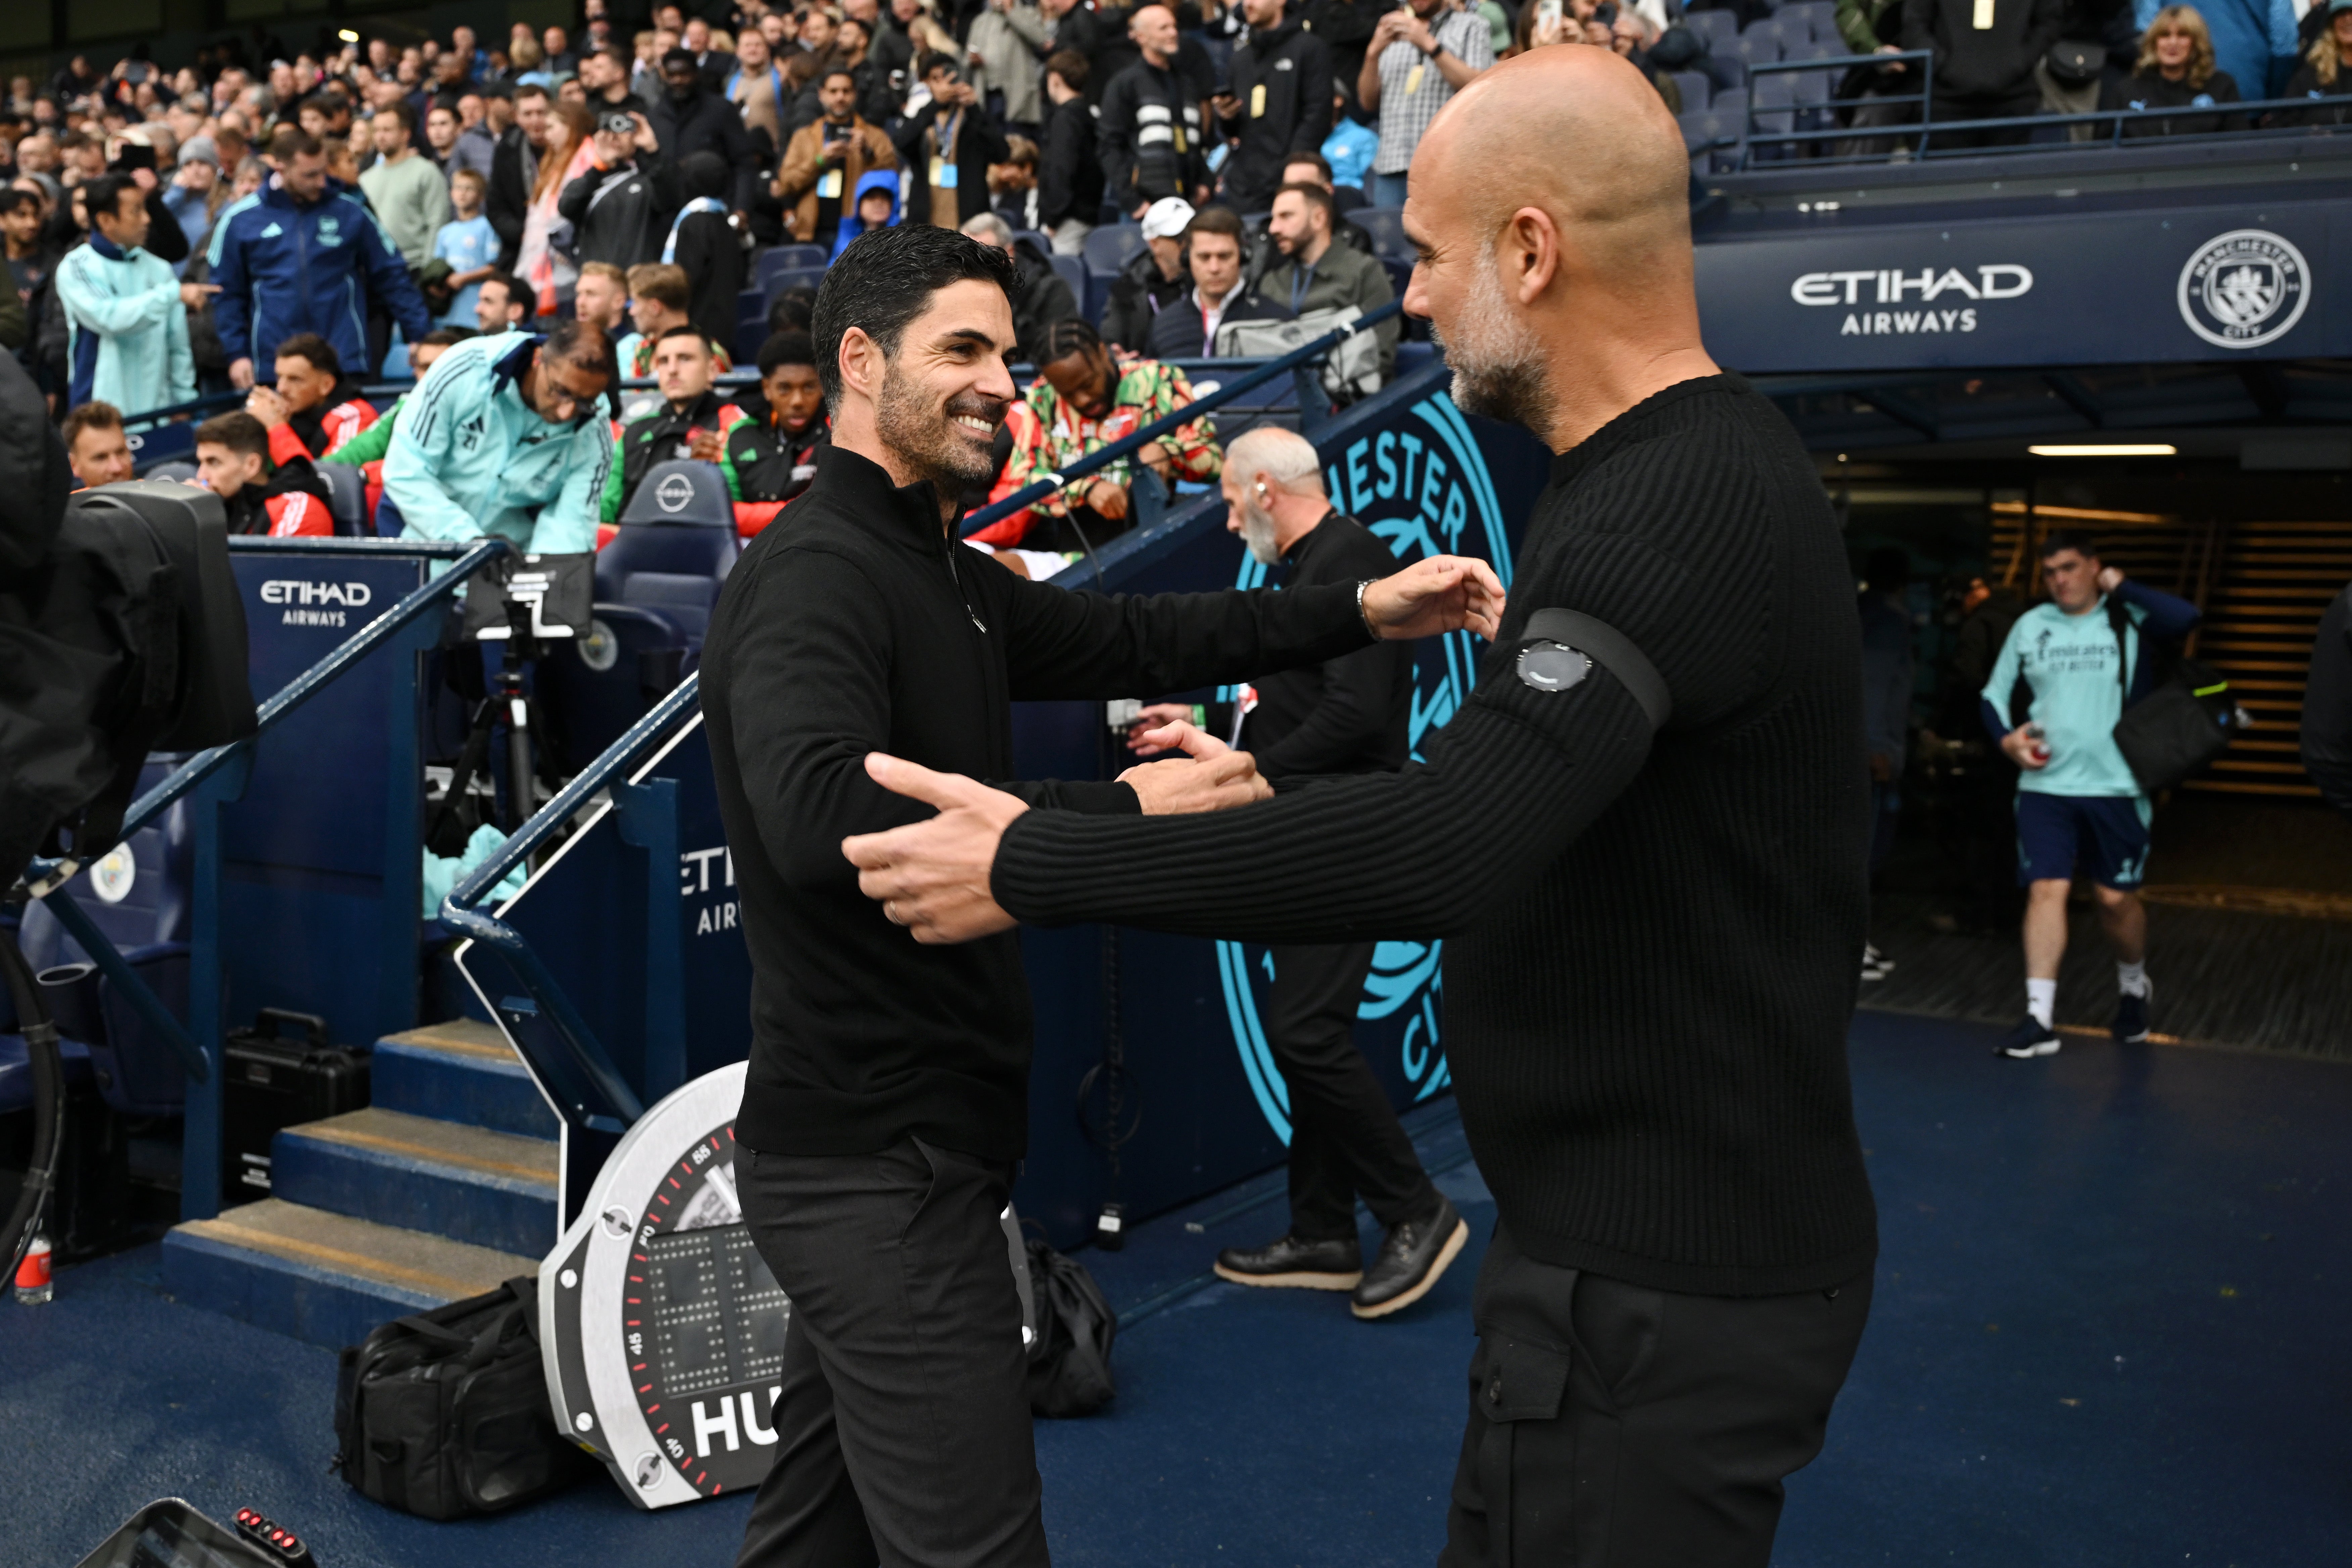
[5,1013,2346,1567]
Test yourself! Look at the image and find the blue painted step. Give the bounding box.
[162,1199,536,1351]
[269,1107,560,1257]
[372,1018,560,1139]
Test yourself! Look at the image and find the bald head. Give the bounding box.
[1399,46,1716,451]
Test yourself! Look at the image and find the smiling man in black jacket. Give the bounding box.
[700,222,1503,1568]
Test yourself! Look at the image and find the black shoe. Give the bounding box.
[1213,1232,1362,1290]
[2112,986,2152,1044]
[1351,1194,1468,1320]
[1994,1016,2061,1059]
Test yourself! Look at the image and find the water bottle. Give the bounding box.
[14,1232,53,1306]
[2024,723,2051,764]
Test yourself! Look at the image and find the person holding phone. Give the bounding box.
[1216,0,1337,212]
[777,68,901,252]
[1357,0,1494,208]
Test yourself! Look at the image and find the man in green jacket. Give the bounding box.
[1257,181,1396,390]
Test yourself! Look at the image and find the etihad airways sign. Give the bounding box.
[1788,264,2034,336]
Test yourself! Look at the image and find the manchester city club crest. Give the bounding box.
[2176,229,2310,351]
[1216,391,1515,1141]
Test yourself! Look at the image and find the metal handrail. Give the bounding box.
[959,299,1406,538]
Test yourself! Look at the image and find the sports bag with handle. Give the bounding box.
[1023,1237,1118,1417]
[2107,597,2248,794]
[334,1274,588,1518]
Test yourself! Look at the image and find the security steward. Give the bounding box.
[1125,424,1461,1319]
[699,223,1503,1568]
[845,48,1880,1568]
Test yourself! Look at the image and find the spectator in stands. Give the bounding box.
[996,315,1221,547]
[250,330,376,461]
[832,170,905,261]
[1037,51,1101,255]
[161,136,225,263]
[2282,0,2352,123]
[357,106,452,276]
[1320,87,1379,190]
[602,324,751,522]
[960,211,1080,362]
[381,319,616,552]
[1258,181,1395,382]
[650,46,761,208]
[476,270,532,334]
[617,261,732,376]
[210,127,434,387]
[1146,204,1290,358]
[422,103,463,178]
[1278,150,1376,257]
[668,150,745,350]
[2104,6,2247,134]
[724,328,831,533]
[2302,579,2352,819]
[561,108,682,270]
[487,84,554,270]
[900,53,1013,228]
[989,135,1045,232]
[778,68,899,252]
[574,259,632,335]
[432,167,498,326]
[1101,194,1195,350]
[191,408,333,537]
[727,26,788,144]
[56,173,200,415]
[967,0,1051,140]
[1217,0,1335,215]
[3,187,57,333]
[1980,530,2200,1059]
[1100,6,1212,218]
[1902,0,2063,148]
[61,399,136,488]
[581,44,651,116]
[2172,0,2299,105]
[1358,0,1493,209]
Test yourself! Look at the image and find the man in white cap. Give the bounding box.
[1100,193,1194,351]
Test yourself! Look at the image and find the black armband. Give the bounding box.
[1515,608,1672,732]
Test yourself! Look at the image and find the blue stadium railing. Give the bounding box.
[438,300,1407,1150]
[18,535,513,1217]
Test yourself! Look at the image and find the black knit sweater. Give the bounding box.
[995,376,1880,1296]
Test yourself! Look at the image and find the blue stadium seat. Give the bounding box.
[1394,340,1437,380]
[0,1034,95,1115]
[1749,72,1797,158]
[533,603,693,770]
[1331,183,1367,215]
[762,266,828,312]
[1351,206,1412,264]
[1680,104,1748,174]
[599,461,740,646]
[1784,38,1842,63]
[1735,21,1788,71]
[1049,254,1089,324]
[1780,1,1838,43]
[1670,70,1711,112]
[1685,9,1741,53]
[756,245,829,291]
[375,491,406,537]
[1012,229,1052,257]
[319,460,368,537]
[1082,223,1146,277]
[129,420,196,473]
[735,287,772,363]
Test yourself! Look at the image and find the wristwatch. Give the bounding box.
[1356,579,1380,642]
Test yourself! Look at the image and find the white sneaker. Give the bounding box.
[1860,943,1895,983]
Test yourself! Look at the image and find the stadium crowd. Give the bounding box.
[12,0,2352,561]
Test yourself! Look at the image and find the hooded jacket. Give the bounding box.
[831,168,905,261]
[1219,17,1335,214]
[558,153,686,271]
[1900,0,2064,98]
[55,234,194,416]
[207,176,434,380]
[380,331,615,553]
[647,79,763,208]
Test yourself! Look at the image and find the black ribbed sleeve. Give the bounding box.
[993,376,1880,1296]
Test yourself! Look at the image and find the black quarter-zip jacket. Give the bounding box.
[700,444,1377,1161]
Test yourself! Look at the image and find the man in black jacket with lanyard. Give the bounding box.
[701,222,1501,1568]
[1216,0,1336,215]
[847,48,1880,1567]
[1126,423,1462,1319]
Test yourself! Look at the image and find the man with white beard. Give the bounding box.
[844,43,1881,1567]
[1123,426,1462,1321]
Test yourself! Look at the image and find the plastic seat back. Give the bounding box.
[618,459,736,528]
[319,460,368,537]
[533,603,693,770]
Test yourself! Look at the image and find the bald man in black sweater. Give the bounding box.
[846,48,1878,1568]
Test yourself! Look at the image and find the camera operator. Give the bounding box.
[379,320,616,553]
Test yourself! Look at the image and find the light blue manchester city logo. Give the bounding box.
[1218,392,1515,1142]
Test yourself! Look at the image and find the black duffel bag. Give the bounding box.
[334,1274,588,1518]
[2108,599,2248,794]
[1024,1237,1118,1417]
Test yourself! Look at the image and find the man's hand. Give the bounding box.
[1086,477,1129,520]
[180,281,220,308]
[686,427,726,461]
[1125,700,1197,754]
[1211,92,1241,121]
[229,356,255,390]
[244,385,289,429]
[2001,727,2050,770]
[1116,718,1271,813]
[843,754,1028,944]
[2096,566,2124,593]
[1361,555,1506,641]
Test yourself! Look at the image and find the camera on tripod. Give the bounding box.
[433,553,596,848]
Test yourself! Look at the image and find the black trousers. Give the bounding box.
[1266,941,1435,1241]
[734,1137,1048,1568]
[1441,1225,1873,1568]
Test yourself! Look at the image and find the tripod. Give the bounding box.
[429,601,550,853]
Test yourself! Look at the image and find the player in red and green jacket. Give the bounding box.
[719,329,832,538]
[600,326,754,524]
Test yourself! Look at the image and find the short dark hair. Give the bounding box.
[513,82,551,103]
[61,399,124,447]
[679,149,728,201]
[813,224,1017,414]
[274,332,341,376]
[1274,180,1334,225]
[0,188,39,219]
[479,271,525,311]
[1037,315,1101,367]
[544,317,617,381]
[822,68,859,90]
[1280,149,1332,183]
[662,46,699,71]
[768,284,818,335]
[654,323,708,348]
[758,330,817,376]
[270,126,324,161]
[2041,528,2099,562]
[195,409,270,459]
[375,100,416,136]
[418,326,475,348]
[83,173,143,227]
[1185,205,1244,243]
[1044,49,1089,92]
[919,51,959,80]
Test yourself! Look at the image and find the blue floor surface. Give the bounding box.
[5,1012,2347,1567]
